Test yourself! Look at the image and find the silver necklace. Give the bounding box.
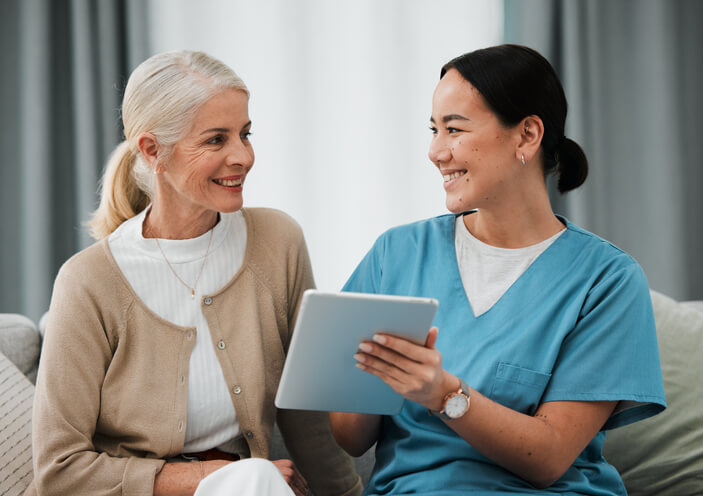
[153,228,215,300]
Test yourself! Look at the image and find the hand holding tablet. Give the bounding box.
[275,290,439,415]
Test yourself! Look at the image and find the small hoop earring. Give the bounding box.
[521,154,526,166]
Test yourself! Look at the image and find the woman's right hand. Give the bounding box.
[271,459,308,496]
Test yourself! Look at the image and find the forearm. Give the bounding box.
[354,334,616,489]
[154,461,232,496]
[443,385,615,488]
[328,411,381,457]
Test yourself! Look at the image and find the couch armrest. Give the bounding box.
[0,314,41,383]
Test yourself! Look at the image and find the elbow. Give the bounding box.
[328,412,376,457]
[523,463,570,490]
[330,426,368,458]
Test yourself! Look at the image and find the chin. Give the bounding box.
[445,198,474,215]
[211,200,244,214]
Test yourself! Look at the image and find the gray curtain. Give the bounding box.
[504,0,703,302]
[0,0,149,322]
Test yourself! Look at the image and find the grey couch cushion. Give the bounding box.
[0,314,40,383]
[602,290,703,494]
[0,350,35,495]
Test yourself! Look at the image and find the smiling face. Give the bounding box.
[156,88,254,221]
[429,69,523,214]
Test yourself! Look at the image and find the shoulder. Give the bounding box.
[57,241,113,283]
[54,240,131,305]
[243,207,305,245]
[562,219,641,273]
[560,220,650,305]
[376,214,455,245]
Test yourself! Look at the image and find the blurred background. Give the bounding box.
[1,0,701,322]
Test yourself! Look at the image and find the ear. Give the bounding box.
[137,132,161,171]
[516,115,544,165]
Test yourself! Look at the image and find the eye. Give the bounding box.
[429,126,438,135]
[205,134,225,145]
[447,127,462,134]
[241,131,252,141]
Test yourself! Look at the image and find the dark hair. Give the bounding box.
[441,44,587,193]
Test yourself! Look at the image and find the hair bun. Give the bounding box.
[557,138,588,193]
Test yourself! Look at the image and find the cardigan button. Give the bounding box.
[245,431,254,439]
[233,385,241,395]
[203,297,213,305]
[178,420,184,432]
[186,331,194,341]
[217,340,226,350]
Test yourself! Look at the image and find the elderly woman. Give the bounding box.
[28,51,361,496]
[330,44,666,495]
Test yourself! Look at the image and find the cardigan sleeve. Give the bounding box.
[277,224,362,496]
[30,256,165,496]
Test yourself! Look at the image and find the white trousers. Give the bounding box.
[194,458,295,496]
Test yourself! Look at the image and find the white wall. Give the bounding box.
[148,0,502,291]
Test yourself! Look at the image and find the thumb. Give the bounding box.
[424,326,439,349]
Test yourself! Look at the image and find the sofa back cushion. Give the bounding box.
[602,290,703,494]
[0,350,35,495]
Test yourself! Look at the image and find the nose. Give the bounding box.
[226,137,255,169]
[428,135,451,167]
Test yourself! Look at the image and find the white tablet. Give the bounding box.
[275,290,439,415]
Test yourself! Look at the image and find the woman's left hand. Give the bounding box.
[354,327,451,411]
[271,459,308,496]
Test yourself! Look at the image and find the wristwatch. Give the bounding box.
[430,378,471,420]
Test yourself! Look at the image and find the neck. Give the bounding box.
[143,204,219,240]
[463,179,564,249]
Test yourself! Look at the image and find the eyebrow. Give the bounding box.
[429,114,470,124]
[200,121,252,135]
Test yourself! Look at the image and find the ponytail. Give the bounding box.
[88,141,151,239]
[556,137,588,193]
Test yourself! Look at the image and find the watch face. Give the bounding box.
[445,394,469,419]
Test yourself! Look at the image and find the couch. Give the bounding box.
[1,290,701,495]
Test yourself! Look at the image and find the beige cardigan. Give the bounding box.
[27,208,362,496]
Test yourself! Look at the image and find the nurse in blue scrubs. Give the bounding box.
[329,44,666,495]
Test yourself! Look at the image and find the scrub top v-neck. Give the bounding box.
[343,214,665,496]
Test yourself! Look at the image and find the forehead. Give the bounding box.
[431,69,491,117]
[189,88,250,128]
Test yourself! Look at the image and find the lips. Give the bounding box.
[213,177,242,187]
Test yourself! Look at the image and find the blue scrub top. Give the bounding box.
[343,214,666,496]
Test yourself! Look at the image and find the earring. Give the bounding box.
[521,154,526,166]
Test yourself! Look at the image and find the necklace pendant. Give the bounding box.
[191,290,195,300]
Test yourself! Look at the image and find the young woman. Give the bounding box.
[28,51,361,496]
[330,44,665,495]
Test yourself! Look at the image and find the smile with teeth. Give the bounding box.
[443,170,467,182]
[213,178,242,187]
